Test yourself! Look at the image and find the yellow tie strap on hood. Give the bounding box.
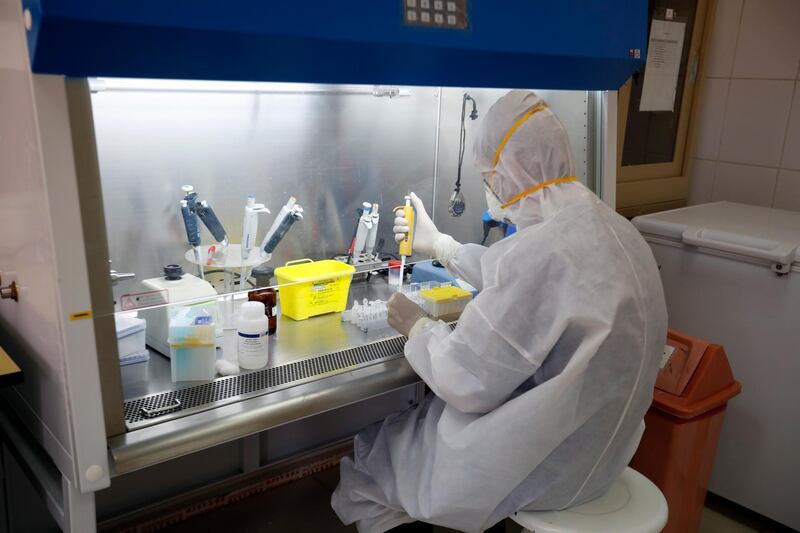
[500,176,579,209]
[488,102,548,181]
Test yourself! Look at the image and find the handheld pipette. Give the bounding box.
[353,202,373,257]
[396,196,415,292]
[181,185,230,282]
[195,201,228,247]
[180,196,204,279]
[260,197,304,256]
[181,186,229,246]
[365,203,380,257]
[240,196,270,287]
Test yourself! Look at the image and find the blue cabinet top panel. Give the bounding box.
[23,1,647,90]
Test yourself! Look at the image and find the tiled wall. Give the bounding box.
[688,0,800,210]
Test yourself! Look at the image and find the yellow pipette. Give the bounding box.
[395,196,415,292]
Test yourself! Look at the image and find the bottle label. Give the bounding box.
[238,331,268,355]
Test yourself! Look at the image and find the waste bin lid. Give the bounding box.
[656,331,708,396]
[651,329,741,419]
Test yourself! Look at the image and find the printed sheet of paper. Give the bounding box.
[639,19,686,112]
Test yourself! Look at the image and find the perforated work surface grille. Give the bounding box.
[123,335,408,427]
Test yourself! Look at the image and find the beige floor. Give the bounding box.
[701,507,759,533]
[157,466,792,533]
[699,495,795,533]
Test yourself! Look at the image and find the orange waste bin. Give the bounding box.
[630,329,741,533]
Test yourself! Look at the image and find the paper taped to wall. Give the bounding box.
[639,19,686,112]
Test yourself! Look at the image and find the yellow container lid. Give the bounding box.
[275,259,356,283]
[420,286,472,302]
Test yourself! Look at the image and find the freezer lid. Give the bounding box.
[633,202,800,265]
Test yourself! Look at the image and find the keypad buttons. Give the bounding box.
[403,0,467,29]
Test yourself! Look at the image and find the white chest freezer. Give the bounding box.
[633,201,800,530]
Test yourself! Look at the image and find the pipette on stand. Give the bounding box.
[365,203,380,257]
[396,196,415,292]
[194,201,228,254]
[240,196,270,287]
[353,202,373,258]
[192,191,230,290]
[180,197,204,279]
[181,185,229,266]
[182,185,233,324]
[260,197,304,257]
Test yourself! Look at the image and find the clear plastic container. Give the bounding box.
[341,298,391,332]
[169,307,216,381]
[388,259,402,287]
[115,315,146,358]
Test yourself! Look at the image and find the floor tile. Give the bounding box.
[700,507,758,533]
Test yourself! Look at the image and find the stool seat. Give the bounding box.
[511,467,668,533]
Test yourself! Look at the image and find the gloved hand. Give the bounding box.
[387,293,428,337]
[393,192,443,257]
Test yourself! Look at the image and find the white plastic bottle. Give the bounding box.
[237,301,269,369]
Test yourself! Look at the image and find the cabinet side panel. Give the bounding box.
[32,74,111,492]
[64,79,126,438]
[0,0,74,480]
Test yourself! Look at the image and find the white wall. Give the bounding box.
[688,0,800,210]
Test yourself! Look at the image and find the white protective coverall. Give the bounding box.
[331,90,667,533]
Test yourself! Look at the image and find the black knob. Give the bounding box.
[163,264,184,280]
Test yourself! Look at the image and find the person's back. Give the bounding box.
[476,185,667,519]
[332,90,667,533]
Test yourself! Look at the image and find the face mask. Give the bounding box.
[485,186,511,224]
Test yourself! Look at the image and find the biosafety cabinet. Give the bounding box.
[0,1,645,530]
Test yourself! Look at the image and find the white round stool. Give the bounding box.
[511,467,668,533]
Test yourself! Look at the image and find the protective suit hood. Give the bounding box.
[473,90,577,228]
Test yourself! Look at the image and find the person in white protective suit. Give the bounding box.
[331,90,667,533]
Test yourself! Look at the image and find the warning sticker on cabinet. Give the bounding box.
[120,289,169,311]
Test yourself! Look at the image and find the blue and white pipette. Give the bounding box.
[181,185,230,276]
[260,197,304,256]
